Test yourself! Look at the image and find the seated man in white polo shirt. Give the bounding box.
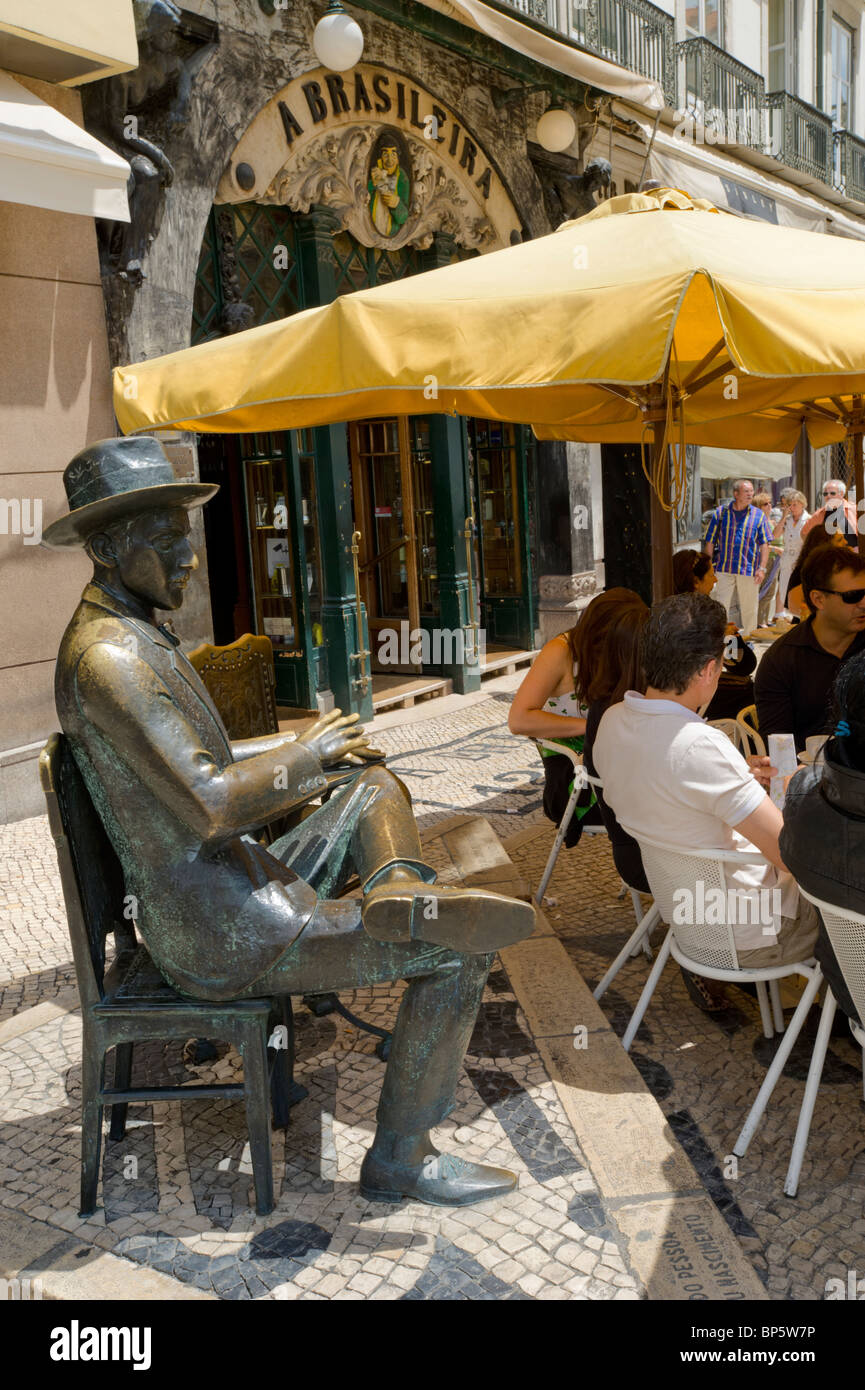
[593,592,818,967]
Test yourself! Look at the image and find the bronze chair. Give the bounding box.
[187,632,280,740]
[39,734,302,1218]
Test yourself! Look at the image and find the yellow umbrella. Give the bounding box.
[113,187,865,593]
[114,188,865,444]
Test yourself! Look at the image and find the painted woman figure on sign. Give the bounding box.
[368,130,410,238]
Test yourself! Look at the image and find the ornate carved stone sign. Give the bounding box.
[215,65,520,251]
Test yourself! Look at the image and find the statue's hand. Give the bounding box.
[297,709,384,768]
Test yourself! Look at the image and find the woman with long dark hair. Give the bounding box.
[581,598,650,892]
[508,588,646,848]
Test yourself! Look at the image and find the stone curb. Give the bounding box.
[0,1206,214,1301]
[425,817,768,1303]
[0,986,80,1046]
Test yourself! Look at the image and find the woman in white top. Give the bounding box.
[773,490,810,618]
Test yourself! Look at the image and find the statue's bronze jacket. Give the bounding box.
[55,583,323,1000]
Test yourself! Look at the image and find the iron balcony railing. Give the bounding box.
[834,128,865,205]
[569,0,676,106]
[764,91,833,185]
[676,37,765,151]
[498,0,558,25]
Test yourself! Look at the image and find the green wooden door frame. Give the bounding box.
[468,420,536,652]
[238,431,317,711]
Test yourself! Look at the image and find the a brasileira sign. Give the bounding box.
[216,64,521,251]
[277,68,495,200]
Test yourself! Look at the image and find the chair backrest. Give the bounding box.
[798,885,865,1028]
[534,738,585,777]
[735,703,766,757]
[39,734,134,1011]
[708,718,750,755]
[634,835,771,972]
[187,633,278,740]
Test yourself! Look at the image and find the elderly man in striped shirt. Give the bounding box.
[703,479,773,636]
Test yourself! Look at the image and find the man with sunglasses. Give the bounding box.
[801,478,859,541]
[756,543,865,750]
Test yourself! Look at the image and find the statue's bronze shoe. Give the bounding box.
[361,881,535,953]
[360,1147,517,1206]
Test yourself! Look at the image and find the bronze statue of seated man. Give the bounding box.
[44,437,535,1207]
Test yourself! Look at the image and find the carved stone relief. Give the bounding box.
[262,125,496,251]
[538,571,597,603]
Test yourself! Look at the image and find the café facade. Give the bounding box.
[88,0,635,721]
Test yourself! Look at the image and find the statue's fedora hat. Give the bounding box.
[42,436,218,548]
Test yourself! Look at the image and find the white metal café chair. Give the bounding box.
[532,741,649,968]
[625,834,824,1184]
[581,767,661,1000]
[780,887,865,1198]
[532,739,608,906]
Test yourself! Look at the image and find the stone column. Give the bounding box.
[419,232,481,693]
[536,439,598,642]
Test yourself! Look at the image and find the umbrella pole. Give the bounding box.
[852,396,864,514]
[649,422,674,603]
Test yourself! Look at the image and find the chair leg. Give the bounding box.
[622,927,673,1052]
[733,968,823,1159]
[242,1024,274,1217]
[769,978,785,1034]
[79,1028,106,1217]
[783,989,836,1198]
[593,903,661,1002]
[534,782,581,905]
[755,980,774,1039]
[269,998,307,1130]
[628,891,653,958]
[109,1042,133,1142]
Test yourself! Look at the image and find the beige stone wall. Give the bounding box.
[0,76,115,822]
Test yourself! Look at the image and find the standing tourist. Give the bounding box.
[773,490,810,619]
[702,479,773,637]
[753,491,782,628]
[801,479,859,541]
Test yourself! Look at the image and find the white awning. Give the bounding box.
[418,0,665,110]
[649,128,865,239]
[0,70,129,220]
[700,447,794,483]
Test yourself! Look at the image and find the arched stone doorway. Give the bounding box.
[192,70,538,718]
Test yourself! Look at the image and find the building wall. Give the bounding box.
[98,0,583,667]
[728,0,764,71]
[0,76,115,822]
[118,3,553,368]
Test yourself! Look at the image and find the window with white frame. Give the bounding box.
[683,0,723,45]
[830,16,853,129]
[768,0,799,93]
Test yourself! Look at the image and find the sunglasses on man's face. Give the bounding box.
[823,490,841,498]
[816,587,865,604]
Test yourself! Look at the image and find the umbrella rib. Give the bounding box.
[680,337,727,393]
[799,401,847,423]
[684,358,737,398]
[830,396,853,422]
[597,383,643,407]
